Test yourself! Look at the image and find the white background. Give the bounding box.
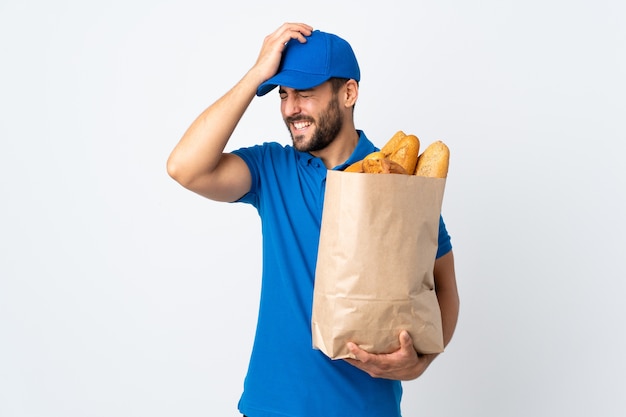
[1,0,625,416]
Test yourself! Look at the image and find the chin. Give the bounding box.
[291,133,309,149]
[292,141,308,152]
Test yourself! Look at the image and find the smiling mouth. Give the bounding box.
[292,120,312,130]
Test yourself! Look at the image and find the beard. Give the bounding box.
[285,95,343,153]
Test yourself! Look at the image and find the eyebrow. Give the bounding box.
[278,87,315,95]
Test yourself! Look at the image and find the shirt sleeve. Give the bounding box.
[231,145,262,206]
[436,215,452,258]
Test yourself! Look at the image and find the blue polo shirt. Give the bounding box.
[232,130,452,417]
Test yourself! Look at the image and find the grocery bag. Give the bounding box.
[311,169,446,359]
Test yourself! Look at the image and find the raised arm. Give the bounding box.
[166,23,313,202]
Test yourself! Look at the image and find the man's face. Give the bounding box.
[280,82,343,153]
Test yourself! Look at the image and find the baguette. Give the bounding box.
[388,134,420,174]
[380,130,407,156]
[342,132,449,178]
[414,140,450,178]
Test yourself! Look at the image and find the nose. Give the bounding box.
[282,94,301,117]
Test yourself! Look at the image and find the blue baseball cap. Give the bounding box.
[256,30,360,96]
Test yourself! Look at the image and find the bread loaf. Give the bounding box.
[362,151,406,174]
[388,134,420,174]
[414,141,449,178]
[344,160,364,173]
[342,131,449,178]
[380,130,407,156]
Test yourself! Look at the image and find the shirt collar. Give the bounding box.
[296,130,378,170]
[333,130,377,171]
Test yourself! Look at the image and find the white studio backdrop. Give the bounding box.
[1,0,625,416]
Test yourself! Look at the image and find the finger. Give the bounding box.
[399,330,413,350]
[281,22,314,35]
[398,330,419,358]
[276,22,313,45]
[346,342,369,362]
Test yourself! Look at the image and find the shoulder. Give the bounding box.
[232,141,311,176]
[232,141,296,159]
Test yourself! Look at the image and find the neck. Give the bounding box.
[312,128,359,169]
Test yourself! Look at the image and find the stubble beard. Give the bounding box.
[286,95,343,153]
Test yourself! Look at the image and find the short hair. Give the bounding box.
[328,77,357,110]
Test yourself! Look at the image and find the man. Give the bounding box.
[167,22,459,417]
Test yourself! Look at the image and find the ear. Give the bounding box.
[343,79,359,108]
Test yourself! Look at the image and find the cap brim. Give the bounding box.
[256,71,331,96]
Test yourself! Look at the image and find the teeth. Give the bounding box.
[294,121,311,130]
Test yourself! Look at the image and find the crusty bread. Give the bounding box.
[363,157,407,174]
[362,151,386,173]
[380,130,407,156]
[344,160,364,173]
[414,141,450,178]
[388,134,420,174]
[343,132,448,178]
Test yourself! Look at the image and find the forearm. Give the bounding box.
[437,284,460,347]
[166,69,263,185]
[433,251,459,348]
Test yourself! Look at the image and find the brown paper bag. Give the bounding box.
[311,170,446,359]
